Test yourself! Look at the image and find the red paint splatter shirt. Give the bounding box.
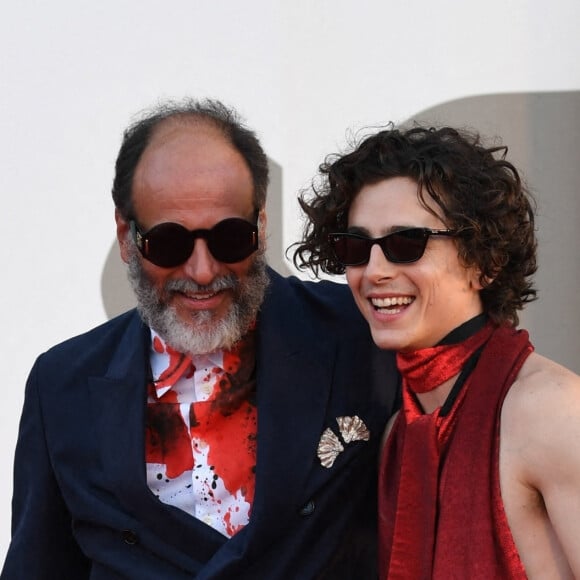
[145,327,257,537]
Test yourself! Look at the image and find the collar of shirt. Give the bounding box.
[149,329,225,400]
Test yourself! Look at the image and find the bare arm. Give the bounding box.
[501,353,580,577]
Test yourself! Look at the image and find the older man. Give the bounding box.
[2,100,398,579]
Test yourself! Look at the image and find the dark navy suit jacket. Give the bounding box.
[2,269,399,579]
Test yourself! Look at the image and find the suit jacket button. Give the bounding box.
[121,529,138,545]
[299,500,315,516]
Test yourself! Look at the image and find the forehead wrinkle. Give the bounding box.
[137,141,246,190]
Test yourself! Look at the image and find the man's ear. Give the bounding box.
[469,267,494,291]
[115,209,131,264]
[258,208,267,249]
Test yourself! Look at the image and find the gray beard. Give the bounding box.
[126,245,269,355]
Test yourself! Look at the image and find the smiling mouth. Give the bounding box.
[181,290,221,300]
[370,296,414,314]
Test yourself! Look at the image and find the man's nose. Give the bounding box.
[364,243,396,282]
[181,239,222,285]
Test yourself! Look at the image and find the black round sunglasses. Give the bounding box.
[130,215,259,268]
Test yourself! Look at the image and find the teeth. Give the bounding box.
[371,296,413,308]
[185,292,217,300]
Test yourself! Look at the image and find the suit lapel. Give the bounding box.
[87,314,148,496]
[253,313,334,523]
[243,272,337,544]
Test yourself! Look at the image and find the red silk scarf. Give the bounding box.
[396,322,494,394]
[380,324,533,579]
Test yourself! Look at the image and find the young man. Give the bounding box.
[294,126,580,578]
[2,100,399,579]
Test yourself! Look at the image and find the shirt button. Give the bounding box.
[298,500,315,516]
[121,529,139,545]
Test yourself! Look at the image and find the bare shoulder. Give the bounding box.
[501,355,580,576]
[503,352,580,413]
[501,351,580,483]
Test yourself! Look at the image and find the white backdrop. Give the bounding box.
[1,0,579,561]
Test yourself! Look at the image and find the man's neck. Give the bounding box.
[416,377,458,414]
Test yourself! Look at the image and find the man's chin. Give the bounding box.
[172,305,217,325]
[176,316,220,335]
[157,303,248,355]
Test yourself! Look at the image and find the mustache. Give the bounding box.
[164,274,239,295]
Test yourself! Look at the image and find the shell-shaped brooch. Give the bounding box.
[317,428,344,468]
[336,415,370,444]
[317,415,370,468]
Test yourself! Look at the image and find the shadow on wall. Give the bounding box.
[100,157,290,319]
[408,91,580,373]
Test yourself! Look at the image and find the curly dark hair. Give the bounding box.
[293,125,538,326]
[112,98,269,220]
